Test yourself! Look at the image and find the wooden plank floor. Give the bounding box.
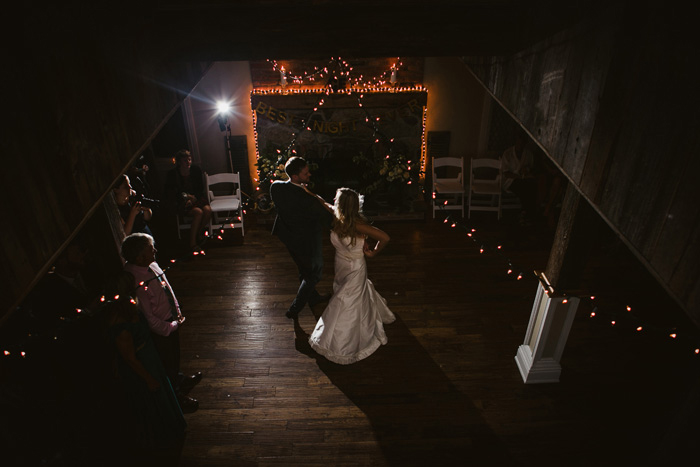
[157,211,698,466]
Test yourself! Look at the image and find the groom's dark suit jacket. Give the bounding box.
[270,180,333,255]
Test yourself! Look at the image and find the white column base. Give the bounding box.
[515,345,562,384]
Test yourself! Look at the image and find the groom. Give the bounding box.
[270,156,334,319]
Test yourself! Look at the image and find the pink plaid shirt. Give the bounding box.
[125,261,180,336]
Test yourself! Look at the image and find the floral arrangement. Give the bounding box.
[255,148,289,192]
[355,152,420,194]
[379,153,413,183]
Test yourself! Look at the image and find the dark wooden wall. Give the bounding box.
[0,7,211,321]
[463,4,700,321]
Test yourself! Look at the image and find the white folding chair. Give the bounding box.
[175,213,192,239]
[205,172,244,237]
[468,158,502,219]
[432,157,465,218]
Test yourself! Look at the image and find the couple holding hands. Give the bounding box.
[270,157,395,365]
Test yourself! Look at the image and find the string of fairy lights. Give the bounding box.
[0,241,216,362]
[267,57,410,92]
[437,205,700,358]
[252,57,427,193]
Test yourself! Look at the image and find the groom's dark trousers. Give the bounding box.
[270,180,333,314]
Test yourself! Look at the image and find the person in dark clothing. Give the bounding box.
[164,149,211,249]
[113,174,153,236]
[270,156,334,319]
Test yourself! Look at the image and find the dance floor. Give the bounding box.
[159,210,697,466]
[4,208,696,466]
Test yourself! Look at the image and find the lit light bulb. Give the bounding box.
[216,101,232,115]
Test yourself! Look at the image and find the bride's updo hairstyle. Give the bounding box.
[333,188,366,245]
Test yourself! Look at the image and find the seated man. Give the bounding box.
[121,233,202,412]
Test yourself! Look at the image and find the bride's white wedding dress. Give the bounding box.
[309,231,395,364]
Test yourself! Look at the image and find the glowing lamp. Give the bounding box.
[216,101,232,115]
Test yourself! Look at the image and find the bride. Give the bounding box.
[308,187,396,364]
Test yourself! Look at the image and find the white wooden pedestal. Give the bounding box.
[515,273,580,384]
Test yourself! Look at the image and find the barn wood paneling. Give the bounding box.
[463,5,700,321]
[1,11,211,321]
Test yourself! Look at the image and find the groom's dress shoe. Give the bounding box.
[179,372,203,394]
[286,308,300,319]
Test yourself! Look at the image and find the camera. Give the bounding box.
[130,192,160,208]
